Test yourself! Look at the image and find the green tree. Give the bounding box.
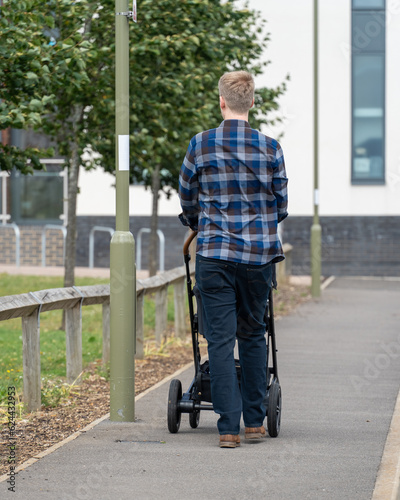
[1,0,286,281]
[0,0,108,292]
[94,0,287,275]
[0,0,55,171]
[37,0,112,290]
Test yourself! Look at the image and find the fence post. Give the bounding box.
[276,259,286,284]
[174,277,186,339]
[155,285,168,345]
[283,243,293,276]
[65,303,82,383]
[277,243,293,284]
[102,301,110,366]
[136,291,144,359]
[22,311,41,412]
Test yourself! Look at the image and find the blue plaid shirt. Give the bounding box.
[179,119,288,265]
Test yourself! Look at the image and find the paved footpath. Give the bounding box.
[1,277,400,500]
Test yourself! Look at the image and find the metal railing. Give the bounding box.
[0,172,20,266]
[0,171,11,225]
[89,226,115,268]
[136,228,165,272]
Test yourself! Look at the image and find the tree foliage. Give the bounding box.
[92,0,288,275]
[0,0,112,171]
[35,0,113,288]
[95,0,287,194]
[1,0,286,190]
[1,0,113,287]
[0,1,56,171]
[0,0,287,276]
[0,0,284,187]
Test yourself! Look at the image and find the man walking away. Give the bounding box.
[179,70,288,448]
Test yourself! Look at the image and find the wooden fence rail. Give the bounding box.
[0,244,292,412]
[0,267,194,412]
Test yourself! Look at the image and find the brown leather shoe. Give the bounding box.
[244,426,267,439]
[219,434,241,448]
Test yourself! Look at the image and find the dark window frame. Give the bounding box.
[10,162,65,226]
[352,0,385,10]
[351,0,386,185]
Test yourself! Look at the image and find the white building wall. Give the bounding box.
[318,0,400,216]
[77,167,181,216]
[251,0,314,216]
[319,0,352,216]
[255,0,400,216]
[76,0,400,218]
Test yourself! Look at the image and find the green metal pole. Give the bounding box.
[110,0,136,421]
[311,0,321,298]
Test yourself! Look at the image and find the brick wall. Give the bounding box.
[75,216,188,269]
[0,225,64,266]
[0,226,18,265]
[1,216,399,276]
[78,215,400,276]
[282,216,400,277]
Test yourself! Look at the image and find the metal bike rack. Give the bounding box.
[0,172,20,267]
[89,226,115,268]
[136,228,165,272]
[42,225,67,267]
[0,171,11,225]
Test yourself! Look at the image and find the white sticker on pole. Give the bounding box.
[314,189,320,206]
[133,0,137,22]
[118,135,130,171]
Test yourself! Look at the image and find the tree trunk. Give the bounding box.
[149,164,161,277]
[64,146,80,288]
[61,108,82,330]
[64,107,82,288]
[60,144,80,330]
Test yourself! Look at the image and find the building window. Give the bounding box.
[10,161,64,225]
[351,0,386,184]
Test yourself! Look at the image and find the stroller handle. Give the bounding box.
[183,231,198,256]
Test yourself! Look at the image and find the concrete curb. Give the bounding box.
[372,388,400,500]
[321,275,335,290]
[0,360,193,483]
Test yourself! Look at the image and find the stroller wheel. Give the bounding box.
[168,379,182,433]
[267,379,282,438]
[189,410,200,429]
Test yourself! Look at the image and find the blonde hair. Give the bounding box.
[218,71,255,114]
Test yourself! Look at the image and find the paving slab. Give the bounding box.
[1,277,399,500]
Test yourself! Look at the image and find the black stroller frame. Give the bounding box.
[167,231,282,437]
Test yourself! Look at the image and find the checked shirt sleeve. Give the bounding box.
[179,137,200,230]
[272,143,288,223]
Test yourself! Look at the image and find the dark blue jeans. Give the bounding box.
[195,255,273,435]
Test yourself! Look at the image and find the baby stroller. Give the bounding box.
[167,231,282,437]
